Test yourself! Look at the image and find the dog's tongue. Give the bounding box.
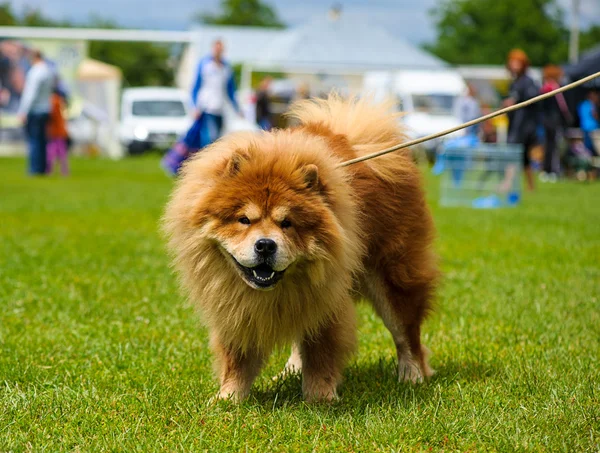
[253,263,274,279]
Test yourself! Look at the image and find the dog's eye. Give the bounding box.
[281,219,292,229]
[239,216,251,225]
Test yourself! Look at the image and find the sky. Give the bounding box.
[7,0,600,45]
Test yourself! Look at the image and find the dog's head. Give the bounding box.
[166,131,357,292]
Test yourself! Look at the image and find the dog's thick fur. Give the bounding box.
[163,96,439,402]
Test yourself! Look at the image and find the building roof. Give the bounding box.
[77,58,121,80]
[253,14,446,71]
[189,25,283,64]
[192,13,447,72]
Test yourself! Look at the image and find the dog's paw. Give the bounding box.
[398,358,424,384]
[303,381,339,403]
[208,386,247,405]
[304,389,339,404]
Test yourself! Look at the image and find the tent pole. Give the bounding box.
[569,0,580,64]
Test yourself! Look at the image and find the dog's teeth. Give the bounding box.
[269,272,275,279]
[252,270,258,278]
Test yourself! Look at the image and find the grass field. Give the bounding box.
[1,156,599,452]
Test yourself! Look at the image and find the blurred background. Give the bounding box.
[0,0,598,171]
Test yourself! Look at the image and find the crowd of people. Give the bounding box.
[449,48,599,190]
[13,38,595,186]
[513,49,598,187]
[11,49,69,176]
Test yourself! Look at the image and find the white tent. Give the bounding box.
[179,13,448,94]
[75,58,123,158]
[252,13,447,73]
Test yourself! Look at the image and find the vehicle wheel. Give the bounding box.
[127,142,146,155]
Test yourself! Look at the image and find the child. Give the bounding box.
[46,89,69,176]
[566,129,595,181]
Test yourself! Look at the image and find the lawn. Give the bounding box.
[1,156,598,452]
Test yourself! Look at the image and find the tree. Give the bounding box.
[21,7,71,27]
[0,3,17,26]
[425,0,569,66]
[86,17,174,87]
[580,25,600,54]
[197,0,284,28]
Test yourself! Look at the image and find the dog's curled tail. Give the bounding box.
[287,94,411,180]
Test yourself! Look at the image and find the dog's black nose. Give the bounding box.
[255,238,277,257]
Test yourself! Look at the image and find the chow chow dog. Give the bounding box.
[163,96,439,402]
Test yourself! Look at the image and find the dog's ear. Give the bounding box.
[301,164,319,190]
[224,150,247,176]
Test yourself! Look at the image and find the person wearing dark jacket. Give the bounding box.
[540,65,571,181]
[255,76,273,131]
[504,49,540,191]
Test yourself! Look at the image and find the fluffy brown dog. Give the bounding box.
[163,96,438,402]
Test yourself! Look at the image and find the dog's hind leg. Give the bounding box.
[362,271,435,384]
[211,334,267,402]
[300,301,357,402]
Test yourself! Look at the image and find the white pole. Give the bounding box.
[240,64,254,121]
[569,0,580,64]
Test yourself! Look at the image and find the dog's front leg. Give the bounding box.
[211,334,266,402]
[300,302,357,402]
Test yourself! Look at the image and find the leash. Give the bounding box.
[337,71,600,168]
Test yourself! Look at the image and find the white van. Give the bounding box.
[119,87,192,155]
[363,70,467,158]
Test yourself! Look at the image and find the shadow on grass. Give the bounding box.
[236,357,501,413]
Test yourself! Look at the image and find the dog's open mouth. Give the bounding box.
[231,258,285,289]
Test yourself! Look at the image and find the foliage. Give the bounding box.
[0,3,174,87]
[580,25,600,54]
[197,0,284,28]
[426,0,570,66]
[0,2,17,26]
[0,156,599,451]
[86,18,174,87]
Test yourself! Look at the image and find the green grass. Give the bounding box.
[0,156,598,452]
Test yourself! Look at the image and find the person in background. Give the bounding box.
[565,128,595,181]
[453,83,481,136]
[17,49,53,175]
[190,39,242,148]
[481,105,498,143]
[255,76,273,131]
[540,64,571,182]
[46,84,69,176]
[432,84,481,176]
[296,82,310,101]
[0,48,10,107]
[286,82,310,128]
[503,49,540,191]
[161,39,241,177]
[578,89,599,157]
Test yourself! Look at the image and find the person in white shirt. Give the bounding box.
[17,49,54,175]
[453,83,481,137]
[190,39,241,148]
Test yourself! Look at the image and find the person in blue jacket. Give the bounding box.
[161,39,241,176]
[578,89,599,156]
[191,39,241,148]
